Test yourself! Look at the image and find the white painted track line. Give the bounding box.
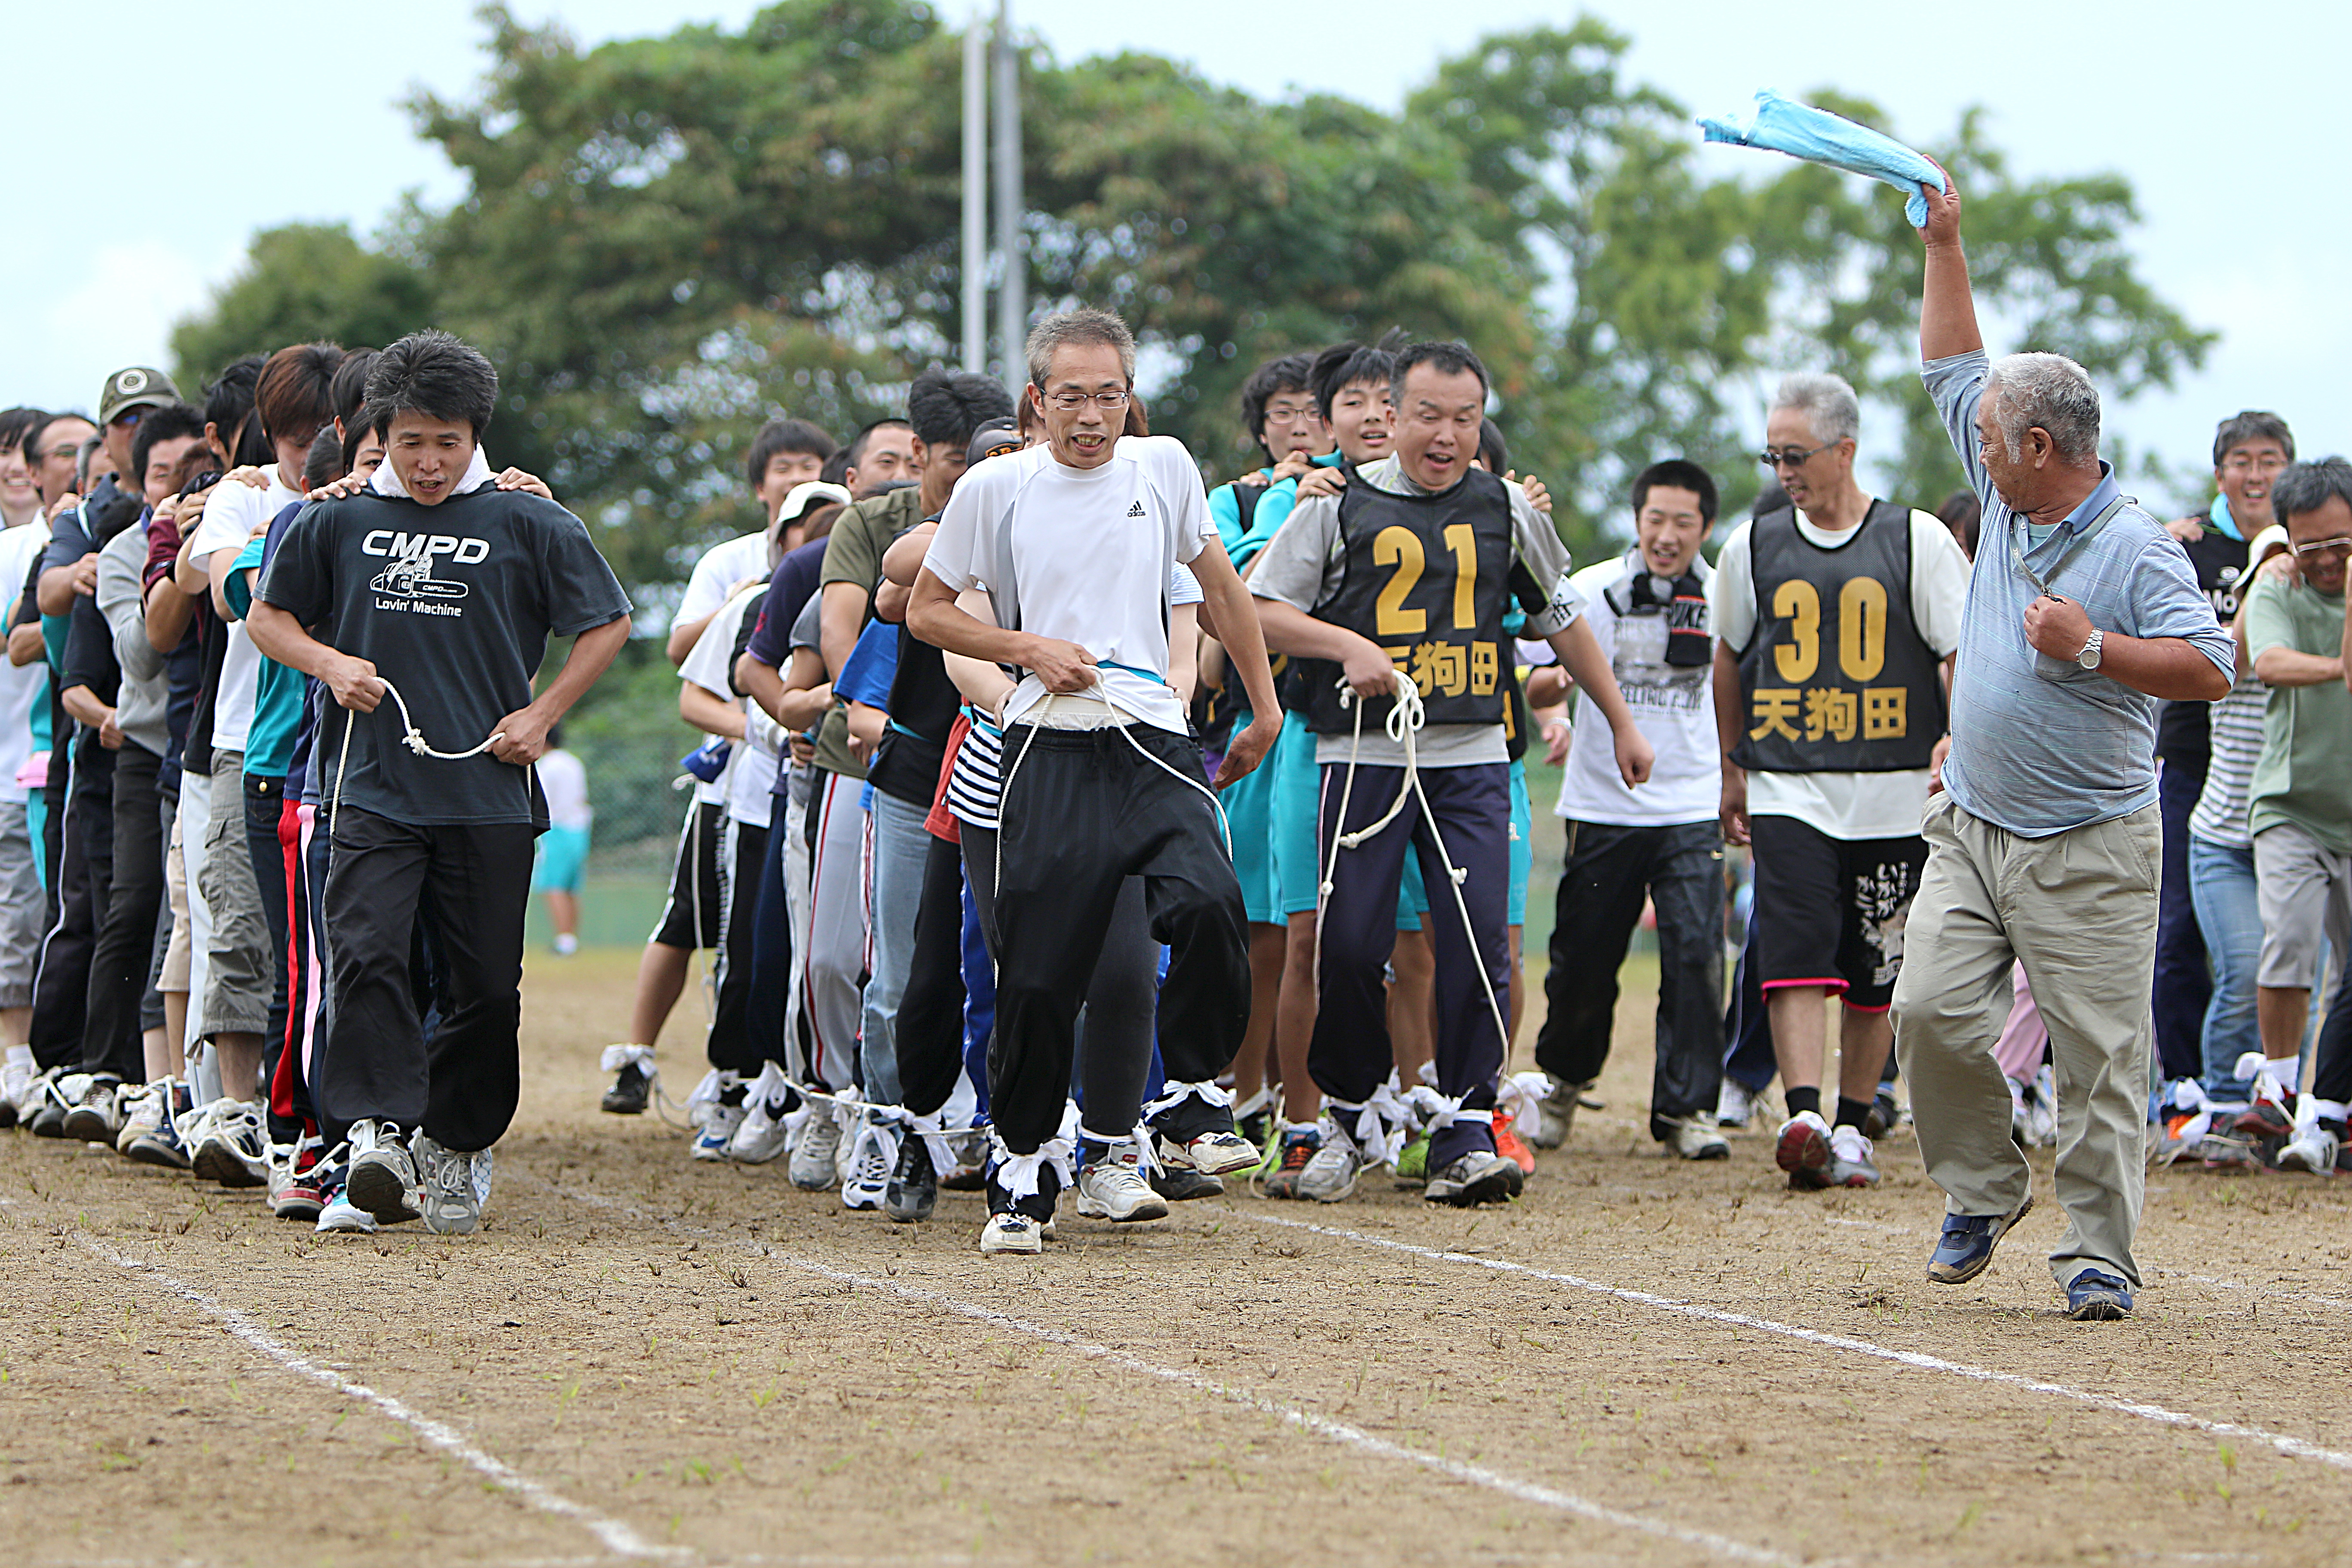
[74,1234,678,1560]
[542,1181,1798,1566]
[1239,1211,2352,1473]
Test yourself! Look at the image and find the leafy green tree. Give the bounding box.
[169,221,435,396]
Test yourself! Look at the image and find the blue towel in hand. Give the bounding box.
[1698,90,1947,227]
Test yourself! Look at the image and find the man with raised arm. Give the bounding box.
[1897,174,2233,1321]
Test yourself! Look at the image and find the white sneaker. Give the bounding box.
[115,1082,165,1155]
[840,1114,896,1210]
[2024,1063,2059,1148]
[2277,1123,2341,1175]
[413,1132,485,1235]
[346,1118,421,1225]
[727,1095,793,1164]
[1297,1119,1365,1204]
[1716,1078,1758,1129]
[978,1210,1043,1256]
[192,1100,270,1188]
[315,1180,378,1234]
[1075,1144,1170,1222]
[788,1109,845,1191]
[691,1100,746,1161]
[0,1044,33,1126]
[1826,1124,1881,1188]
[1661,1114,1730,1161]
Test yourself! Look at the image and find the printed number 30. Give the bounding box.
[1769,577,1888,683]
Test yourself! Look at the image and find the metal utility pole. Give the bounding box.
[959,14,987,374]
[991,0,1025,394]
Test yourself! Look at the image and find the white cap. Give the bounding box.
[775,480,852,528]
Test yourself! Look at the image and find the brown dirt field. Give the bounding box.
[5,945,2350,1567]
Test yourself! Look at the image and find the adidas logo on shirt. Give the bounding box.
[1126,501,1147,518]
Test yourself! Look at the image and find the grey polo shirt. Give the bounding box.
[1923,351,2233,837]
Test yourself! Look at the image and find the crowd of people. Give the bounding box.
[1,174,2343,1314]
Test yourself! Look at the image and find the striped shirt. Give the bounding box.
[946,709,1005,830]
[2188,671,2266,848]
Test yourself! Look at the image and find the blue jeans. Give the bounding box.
[857,788,933,1108]
[2188,834,2262,1104]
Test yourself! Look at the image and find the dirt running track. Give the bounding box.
[4,949,2349,1567]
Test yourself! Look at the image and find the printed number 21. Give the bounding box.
[1375,524,1478,637]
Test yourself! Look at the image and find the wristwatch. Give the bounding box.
[2076,628,2104,671]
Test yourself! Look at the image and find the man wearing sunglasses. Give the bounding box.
[1711,372,1968,1194]
[2235,459,2352,1173]
[1902,172,2233,1323]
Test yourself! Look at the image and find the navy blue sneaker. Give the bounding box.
[1926,1196,2035,1284]
[2065,1269,2135,1320]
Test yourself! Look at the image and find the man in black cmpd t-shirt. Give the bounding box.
[251,331,631,1236]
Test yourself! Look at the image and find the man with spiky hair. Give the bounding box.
[250,330,632,1236]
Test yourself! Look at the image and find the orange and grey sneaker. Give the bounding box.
[1261,1124,1322,1200]
[1493,1113,1536,1176]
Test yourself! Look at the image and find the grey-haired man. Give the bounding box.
[1899,172,2233,1321]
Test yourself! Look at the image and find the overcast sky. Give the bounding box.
[8,0,2337,496]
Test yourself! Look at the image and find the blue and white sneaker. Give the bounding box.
[2064,1269,2135,1320]
[315,1178,378,1234]
[1926,1196,2035,1285]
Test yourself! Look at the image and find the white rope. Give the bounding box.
[1311,667,1513,1120]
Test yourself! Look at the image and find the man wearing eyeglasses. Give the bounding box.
[2233,459,2352,1173]
[2145,413,2291,1092]
[1711,372,1968,1193]
[1901,172,2233,1322]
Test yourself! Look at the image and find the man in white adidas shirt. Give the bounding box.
[908,306,1282,1256]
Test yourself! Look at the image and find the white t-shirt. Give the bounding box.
[679,583,777,828]
[1709,504,1968,840]
[193,468,306,757]
[537,747,591,830]
[1557,550,1720,827]
[923,435,1210,735]
[675,531,771,637]
[0,518,52,804]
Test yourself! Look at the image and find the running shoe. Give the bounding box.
[788,1109,845,1191]
[1660,1114,1730,1162]
[2020,1064,2058,1148]
[1525,1074,1585,1149]
[1296,1120,1364,1204]
[2231,1078,2296,1142]
[1774,1109,1834,1190]
[1424,1151,1524,1207]
[840,1113,896,1211]
[2150,1108,2214,1168]
[2198,1133,2265,1173]
[940,1128,989,1191]
[192,1101,270,1188]
[1926,1195,2034,1284]
[1392,1130,1430,1182]
[1715,1077,1758,1130]
[345,1118,421,1225]
[884,1130,937,1223]
[1864,1088,1905,1141]
[2276,1119,2343,1176]
[1234,1090,1274,1159]
[413,1133,485,1235]
[314,1179,377,1235]
[269,1140,329,1222]
[979,1210,1042,1256]
[0,1044,32,1128]
[1262,1125,1321,1200]
[690,1076,747,1162]
[1075,1143,1169,1222]
[30,1071,82,1138]
[1826,1124,1880,1187]
[1148,1165,1224,1201]
[726,1090,794,1165]
[2064,1269,2134,1321]
[124,1084,192,1170]
[61,1073,124,1144]
[1156,1126,1262,1178]
[600,1049,653,1115]
[115,1082,165,1156]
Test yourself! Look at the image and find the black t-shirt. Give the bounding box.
[2154,527,2251,770]
[257,485,632,827]
[864,628,960,806]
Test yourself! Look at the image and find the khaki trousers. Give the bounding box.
[1893,794,2160,1289]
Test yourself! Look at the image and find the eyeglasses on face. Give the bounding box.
[1044,389,1132,411]
[2291,535,2352,558]
[1757,440,1839,470]
[2220,454,2286,476]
